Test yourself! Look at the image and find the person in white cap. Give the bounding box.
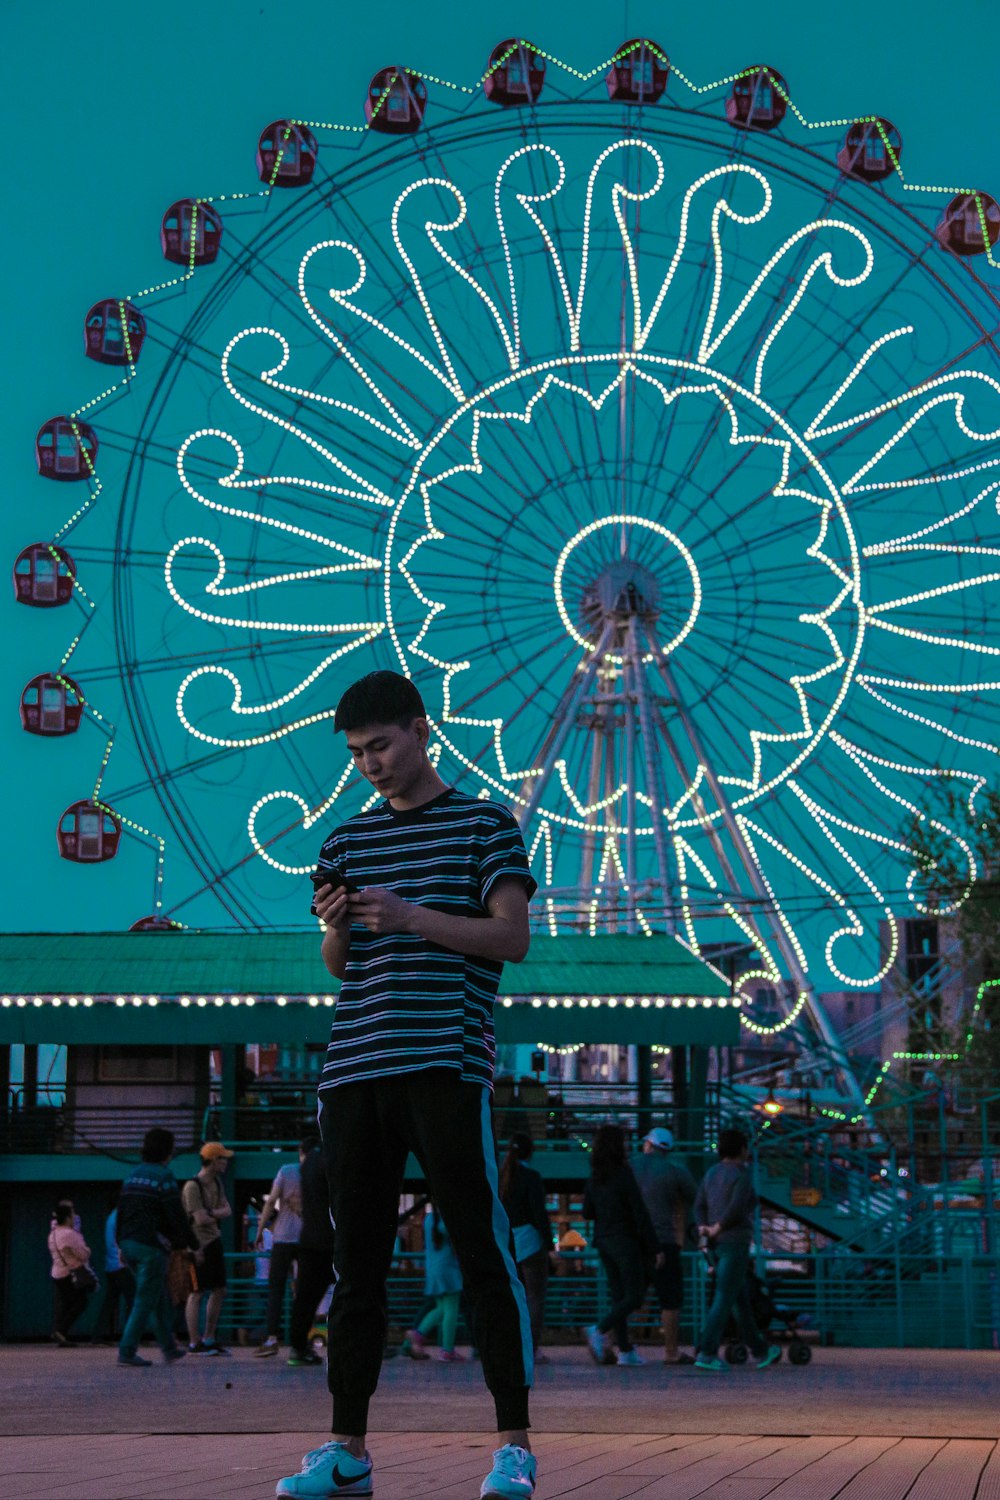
[632,1127,697,1363]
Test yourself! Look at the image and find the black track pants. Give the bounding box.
[319,1070,533,1436]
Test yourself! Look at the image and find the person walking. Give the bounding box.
[402,1203,465,1362]
[276,670,538,1500]
[182,1141,234,1355]
[254,1141,307,1357]
[583,1124,659,1367]
[48,1200,93,1347]
[693,1127,780,1372]
[286,1134,334,1368]
[498,1132,554,1359]
[632,1127,697,1364]
[116,1126,199,1367]
[95,1196,135,1344]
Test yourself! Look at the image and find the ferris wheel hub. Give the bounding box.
[581,556,661,633]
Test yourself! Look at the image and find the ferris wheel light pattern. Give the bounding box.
[22,42,1000,1074]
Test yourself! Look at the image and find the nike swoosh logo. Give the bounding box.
[329,1463,368,1489]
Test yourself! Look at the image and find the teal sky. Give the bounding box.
[4,0,1000,938]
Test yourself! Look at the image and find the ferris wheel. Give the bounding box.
[20,42,1000,1061]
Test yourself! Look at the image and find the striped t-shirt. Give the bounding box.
[315,789,536,1092]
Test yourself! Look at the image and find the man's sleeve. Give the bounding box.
[694,1176,708,1224]
[479,808,537,903]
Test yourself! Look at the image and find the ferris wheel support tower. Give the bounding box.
[515,549,869,1117]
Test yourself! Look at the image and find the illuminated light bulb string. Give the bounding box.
[33,41,998,958]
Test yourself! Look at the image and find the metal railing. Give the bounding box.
[214,1246,1000,1351]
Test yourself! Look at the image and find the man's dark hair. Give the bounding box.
[53,1201,75,1226]
[299,1134,320,1155]
[334,671,426,734]
[590,1123,627,1184]
[141,1126,175,1163]
[717,1127,749,1160]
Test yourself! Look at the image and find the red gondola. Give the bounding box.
[364,67,427,134]
[35,416,98,481]
[483,39,545,107]
[13,544,76,607]
[726,66,788,131]
[160,199,223,266]
[57,800,121,863]
[837,119,902,183]
[256,120,318,186]
[84,300,147,365]
[20,673,83,736]
[129,915,183,933]
[935,193,1000,257]
[606,38,669,104]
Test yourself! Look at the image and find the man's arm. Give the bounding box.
[345,876,530,963]
[255,1176,283,1245]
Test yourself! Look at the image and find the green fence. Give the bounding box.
[214,1247,1000,1352]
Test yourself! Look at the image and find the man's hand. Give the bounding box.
[347,887,415,935]
[313,882,351,932]
[654,1250,666,1270]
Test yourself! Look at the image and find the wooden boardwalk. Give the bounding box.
[4,1430,1000,1499]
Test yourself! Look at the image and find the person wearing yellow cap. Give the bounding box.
[182,1141,234,1355]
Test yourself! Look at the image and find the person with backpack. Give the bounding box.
[181,1141,234,1355]
[583,1124,660,1366]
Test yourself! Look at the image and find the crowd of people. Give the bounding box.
[47,1118,778,1378]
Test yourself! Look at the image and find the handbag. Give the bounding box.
[53,1233,99,1295]
[70,1263,99,1294]
[167,1248,197,1305]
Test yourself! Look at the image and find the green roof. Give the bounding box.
[0,931,729,1000]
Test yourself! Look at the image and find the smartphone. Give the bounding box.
[311,865,361,896]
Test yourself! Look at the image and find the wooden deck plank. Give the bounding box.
[538,1434,759,1494]
[975,1440,1000,1500]
[905,1441,995,1500]
[833,1440,948,1500]
[731,1435,854,1479]
[761,1437,900,1500]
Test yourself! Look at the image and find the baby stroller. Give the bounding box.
[722,1264,812,1366]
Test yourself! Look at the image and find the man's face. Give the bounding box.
[345,719,428,800]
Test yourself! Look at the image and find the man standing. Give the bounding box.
[632,1127,697,1363]
[116,1127,197,1367]
[277,671,538,1500]
[254,1142,307,1358]
[693,1127,780,1372]
[286,1134,335,1368]
[182,1141,234,1355]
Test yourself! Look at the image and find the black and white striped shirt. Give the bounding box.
[315,789,536,1092]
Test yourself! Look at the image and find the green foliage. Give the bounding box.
[905,783,1000,1084]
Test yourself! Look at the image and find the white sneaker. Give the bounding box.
[255,1335,280,1358]
[275,1441,373,1497]
[616,1348,645,1366]
[585,1324,612,1364]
